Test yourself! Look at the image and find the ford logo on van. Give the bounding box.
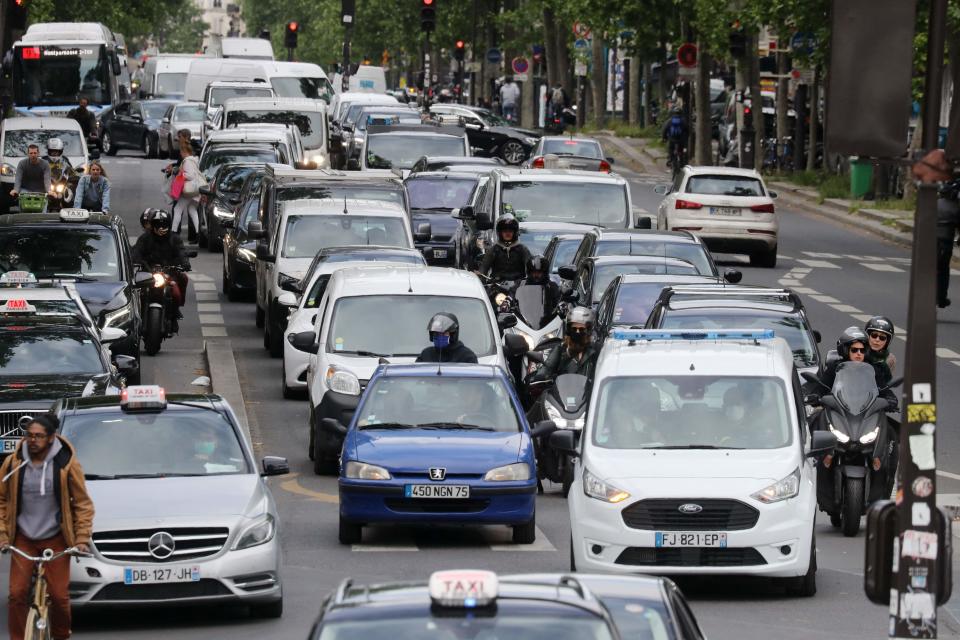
[678,503,703,514]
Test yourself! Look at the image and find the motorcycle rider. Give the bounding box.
[477,214,531,282]
[416,312,478,363]
[67,97,97,141]
[662,106,689,168]
[131,209,191,330]
[816,327,897,410]
[531,307,599,383]
[525,254,561,314]
[43,138,76,182]
[864,315,896,386]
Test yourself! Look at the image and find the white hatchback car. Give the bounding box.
[655,167,779,268]
[558,329,835,596]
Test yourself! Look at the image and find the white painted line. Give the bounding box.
[950,361,960,368]
[797,259,840,269]
[830,304,862,313]
[489,526,557,551]
[792,287,820,294]
[201,326,227,337]
[790,268,812,274]
[851,314,874,322]
[862,263,904,272]
[936,347,960,359]
[193,282,216,291]
[352,544,419,552]
[952,270,960,277]
[195,291,219,301]
[938,469,960,482]
[198,313,225,325]
[811,294,839,303]
[191,273,214,282]
[778,280,803,287]
[888,257,912,264]
[196,303,221,313]
[802,252,842,259]
[896,335,907,341]
[845,255,879,261]
[779,253,794,260]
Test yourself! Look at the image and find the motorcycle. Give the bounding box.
[528,373,589,496]
[503,282,563,392]
[47,174,74,213]
[803,362,901,537]
[141,265,190,356]
[480,275,522,315]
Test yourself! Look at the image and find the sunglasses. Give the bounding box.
[849,347,866,354]
[568,328,589,336]
[868,332,889,341]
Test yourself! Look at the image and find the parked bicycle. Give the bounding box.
[4,545,89,640]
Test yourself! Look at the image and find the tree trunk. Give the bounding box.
[629,56,641,125]
[657,37,668,118]
[591,32,606,127]
[543,6,559,90]
[750,32,764,172]
[643,60,654,126]
[695,46,712,164]
[555,19,572,94]
[806,66,820,172]
[776,49,789,163]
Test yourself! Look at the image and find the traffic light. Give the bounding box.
[8,0,27,32]
[729,29,747,58]
[284,21,299,49]
[454,40,465,62]
[420,0,436,33]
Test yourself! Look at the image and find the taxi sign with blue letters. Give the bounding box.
[120,385,167,411]
[428,570,498,608]
[59,208,91,222]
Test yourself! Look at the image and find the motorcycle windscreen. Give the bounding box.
[514,283,548,330]
[832,362,879,415]
[554,373,589,412]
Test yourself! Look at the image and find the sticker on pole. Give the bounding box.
[911,382,932,402]
[901,530,938,560]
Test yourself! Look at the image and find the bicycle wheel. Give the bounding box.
[24,607,51,640]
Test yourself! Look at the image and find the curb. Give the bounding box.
[204,339,252,444]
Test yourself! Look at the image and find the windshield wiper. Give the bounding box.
[339,349,393,358]
[110,473,206,479]
[84,473,117,480]
[358,422,416,430]
[414,206,455,212]
[417,422,496,431]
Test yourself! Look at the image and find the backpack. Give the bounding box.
[668,115,684,139]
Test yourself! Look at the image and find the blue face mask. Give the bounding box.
[195,441,215,456]
[433,334,451,350]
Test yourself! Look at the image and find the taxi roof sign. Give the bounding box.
[0,271,37,286]
[0,298,37,313]
[366,114,400,126]
[428,570,498,608]
[59,208,91,222]
[120,385,167,411]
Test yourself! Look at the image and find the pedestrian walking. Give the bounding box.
[936,179,960,308]
[500,77,520,123]
[171,136,203,243]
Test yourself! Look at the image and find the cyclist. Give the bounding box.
[0,414,94,640]
[662,106,689,170]
[10,144,51,203]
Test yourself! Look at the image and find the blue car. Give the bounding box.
[328,363,538,545]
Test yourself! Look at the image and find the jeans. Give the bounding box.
[8,533,71,640]
[502,103,518,122]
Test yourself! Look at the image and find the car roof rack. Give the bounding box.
[656,284,803,311]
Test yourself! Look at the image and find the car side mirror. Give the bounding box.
[453,205,475,220]
[503,331,527,356]
[261,456,290,476]
[475,208,493,231]
[277,291,298,307]
[557,265,577,281]
[279,279,301,294]
[100,327,127,343]
[549,429,579,455]
[199,186,212,197]
[497,312,518,330]
[134,271,154,289]
[255,244,275,262]
[768,190,778,199]
[89,148,101,160]
[247,221,265,239]
[162,116,170,124]
[807,430,837,457]
[606,156,615,165]
[525,350,545,364]
[321,417,348,436]
[634,216,652,229]
[813,329,822,344]
[723,268,742,284]
[113,354,138,372]
[529,420,558,439]
[804,394,822,407]
[291,330,318,354]
[414,222,432,243]
[653,184,669,195]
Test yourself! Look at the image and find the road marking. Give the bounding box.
[490,526,557,551]
[352,543,419,552]
[193,282,216,291]
[846,255,881,261]
[196,291,219,302]
[797,259,840,269]
[851,313,874,322]
[802,251,842,259]
[936,347,960,359]
[201,326,227,337]
[811,294,839,304]
[862,263,904,272]
[938,469,960,481]
[278,472,339,503]
[779,253,794,260]
[198,313,224,325]
[792,287,819,294]
[197,303,221,313]
[790,267,812,274]
[830,304,862,313]
[778,280,803,287]
[191,273,213,282]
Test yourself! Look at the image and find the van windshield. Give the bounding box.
[155,73,187,96]
[366,134,466,169]
[226,109,324,148]
[282,215,409,257]
[209,86,273,108]
[270,76,334,103]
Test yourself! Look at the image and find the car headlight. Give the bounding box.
[237,247,257,263]
[326,366,361,395]
[344,461,391,480]
[0,163,14,176]
[828,424,850,443]
[484,462,531,482]
[101,302,133,329]
[751,467,801,503]
[311,154,327,168]
[582,467,630,503]
[233,513,276,550]
[523,137,538,146]
[213,205,233,220]
[860,427,880,444]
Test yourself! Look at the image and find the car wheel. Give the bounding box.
[339,517,362,545]
[249,596,283,619]
[281,361,301,399]
[500,140,526,165]
[102,130,117,156]
[256,304,265,328]
[750,245,778,268]
[512,515,536,544]
[785,533,817,597]
[267,301,284,357]
[144,134,157,159]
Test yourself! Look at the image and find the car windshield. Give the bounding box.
[0,326,102,375]
[601,595,676,640]
[611,282,676,327]
[270,76,334,103]
[209,86,273,108]
[658,308,819,367]
[279,185,405,208]
[542,139,602,158]
[327,295,495,357]
[226,109,325,148]
[155,73,187,96]
[592,263,698,303]
[357,376,520,432]
[549,238,583,273]
[217,166,256,193]
[62,409,250,477]
[593,376,792,450]
[501,182,628,227]
[200,147,278,181]
[282,215,409,258]
[366,134,466,169]
[143,102,172,119]
[173,104,205,123]
[4,130,84,158]
[0,228,120,280]
[593,240,714,276]
[686,175,765,197]
[406,177,477,209]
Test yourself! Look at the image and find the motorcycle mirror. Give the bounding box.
[247,221,265,239]
[525,350,545,364]
[321,417,348,436]
[884,376,904,390]
[557,265,577,281]
[534,336,562,351]
[502,331,526,356]
[529,420,557,439]
[807,430,837,458]
[723,268,743,284]
[134,271,154,289]
[813,329,822,343]
[549,428,578,455]
[498,312,518,329]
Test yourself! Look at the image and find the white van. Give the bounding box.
[219,97,328,166]
[331,65,387,94]
[186,59,271,102]
[140,55,197,99]
[219,37,275,60]
[185,59,331,104]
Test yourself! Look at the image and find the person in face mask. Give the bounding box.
[416,312,478,363]
[602,382,663,447]
[533,306,598,383]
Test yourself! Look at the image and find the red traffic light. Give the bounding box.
[288,21,298,31]
[456,40,464,49]
[422,0,433,4]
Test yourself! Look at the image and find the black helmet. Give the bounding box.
[864,315,894,340]
[495,214,520,243]
[527,254,548,279]
[150,209,172,232]
[836,326,868,359]
[428,312,459,346]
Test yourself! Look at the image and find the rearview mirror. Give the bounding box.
[768,190,779,199]
[807,430,837,457]
[549,429,579,455]
[453,205,475,220]
[634,216,652,229]
[279,279,301,294]
[134,271,154,289]
[100,327,127,343]
[291,330,318,354]
[606,156,615,165]
[813,329,822,343]
[255,244,274,262]
[497,313,518,330]
[557,265,577,281]
[475,208,493,231]
[723,268,742,284]
[261,456,290,476]
[653,184,669,195]
[414,222,432,243]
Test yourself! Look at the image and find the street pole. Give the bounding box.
[423,32,431,107]
[891,0,946,637]
[342,28,352,93]
[457,59,464,104]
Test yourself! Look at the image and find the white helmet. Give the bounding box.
[47,138,64,153]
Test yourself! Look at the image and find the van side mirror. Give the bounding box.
[807,430,836,457]
[475,208,493,231]
[247,221,265,239]
[414,222,432,243]
[634,216,652,229]
[453,205,475,220]
[255,244,275,262]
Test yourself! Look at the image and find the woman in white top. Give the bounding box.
[173,137,202,242]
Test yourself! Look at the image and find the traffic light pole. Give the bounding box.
[422,31,431,106]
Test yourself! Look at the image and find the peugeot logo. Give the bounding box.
[678,503,703,514]
[147,531,175,560]
[429,467,446,481]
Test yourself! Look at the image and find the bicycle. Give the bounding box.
[4,545,89,640]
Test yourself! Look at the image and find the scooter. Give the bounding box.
[803,362,901,537]
[141,264,190,356]
[528,373,589,497]
[503,281,563,381]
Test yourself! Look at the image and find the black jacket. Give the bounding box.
[67,106,97,138]
[131,233,191,270]
[533,343,598,383]
[416,340,479,363]
[479,242,530,281]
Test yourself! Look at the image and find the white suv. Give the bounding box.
[556,329,835,596]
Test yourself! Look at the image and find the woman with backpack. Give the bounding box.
[72,161,111,213]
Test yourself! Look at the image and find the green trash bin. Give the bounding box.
[850,157,873,199]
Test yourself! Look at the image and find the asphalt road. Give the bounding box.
[2,150,959,639]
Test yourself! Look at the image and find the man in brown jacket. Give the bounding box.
[0,414,94,640]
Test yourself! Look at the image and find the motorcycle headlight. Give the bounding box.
[234,513,276,550]
[582,467,630,503]
[344,461,391,480]
[325,367,361,396]
[751,467,801,503]
[828,424,850,444]
[494,292,507,307]
[860,427,880,444]
[55,183,65,194]
[237,247,257,263]
[152,273,166,288]
[484,462,531,482]
[213,205,233,220]
[101,302,133,329]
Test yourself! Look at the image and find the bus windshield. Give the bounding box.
[15,44,111,107]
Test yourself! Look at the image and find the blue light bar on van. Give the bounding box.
[612,329,775,342]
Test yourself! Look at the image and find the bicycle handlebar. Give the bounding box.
[3,545,91,563]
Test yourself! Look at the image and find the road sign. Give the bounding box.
[486,48,502,64]
[574,38,589,52]
[677,43,698,68]
[573,21,591,39]
[513,72,528,82]
[790,32,816,55]
[512,56,529,75]
[532,44,544,61]
[575,60,587,77]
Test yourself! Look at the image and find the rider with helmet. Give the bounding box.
[864,315,896,386]
[477,214,531,282]
[531,306,599,383]
[131,209,191,321]
[44,138,76,182]
[525,254,561,313]
[817,326,896,409]
[416,312,478,363]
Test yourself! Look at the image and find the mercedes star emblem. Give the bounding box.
[147,531,176,560]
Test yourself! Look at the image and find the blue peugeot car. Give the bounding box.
[323,364,539,545]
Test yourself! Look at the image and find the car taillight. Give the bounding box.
[675,199,703,210]
[531,157,545,168]
[599,160,611,172]
[750,203,775,213]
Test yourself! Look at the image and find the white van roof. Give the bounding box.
[21,22,113,44]
[258,61,328,80]
[220,37,275,60]
[221,96,327,113]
